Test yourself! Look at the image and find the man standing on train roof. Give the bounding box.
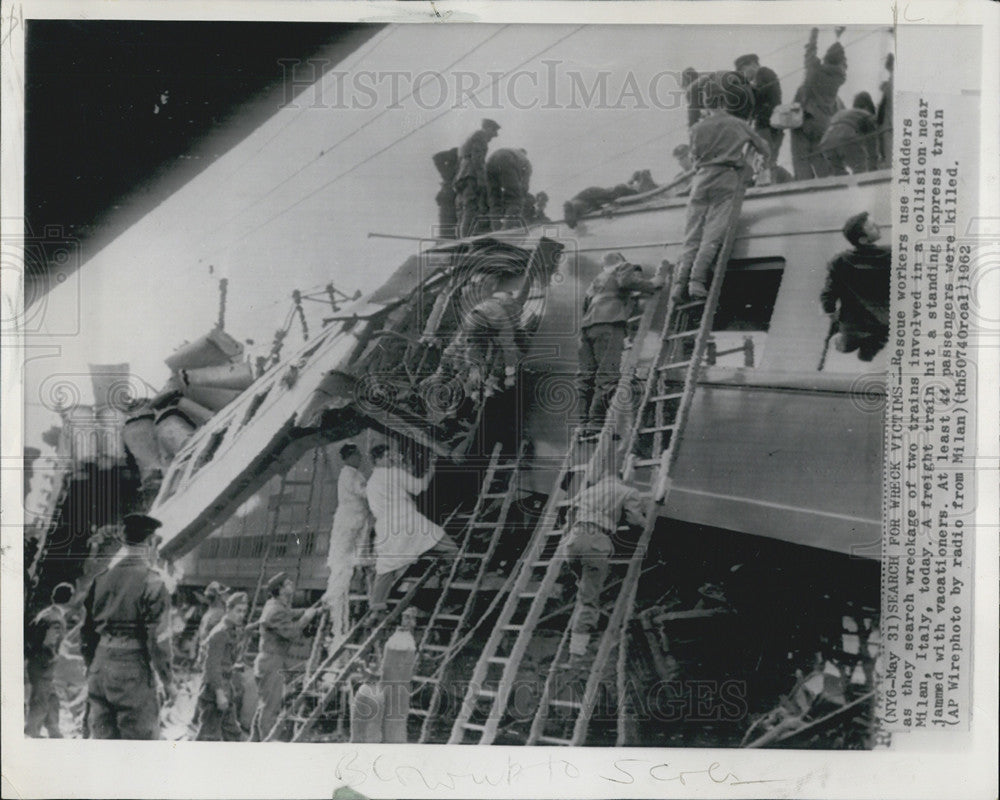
[195,591,249,741]
[577,252,665,436]
[820,212,891,362]
[195,580,229,663]
[80,513,174,739]
[735,53,784,169]
[819,92,880,176]
[790,27,848,180]
[365,445,459,614]
[673,84,770,303]
[323,443,375,640]
[486,146,532,231]
[250,572,319,740]
[562,454,648,670]
[453,118,500,238]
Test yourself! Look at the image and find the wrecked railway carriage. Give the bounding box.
[139,168,886,746]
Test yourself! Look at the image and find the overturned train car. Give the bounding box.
[151,169,888,593]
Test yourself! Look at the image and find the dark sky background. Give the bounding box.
[25,20,380,277]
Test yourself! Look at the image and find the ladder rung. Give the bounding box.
[665,330,699,340]
[488,655,510,663]
[650,391,685,402]
[477,688,498,699]
[423,643,449,651]
[676,299,706,310]
[657,360,691,371]
[450,581,476,590]
[501,625,522,632]
[631,457,662,468]
[435,613,463,621]
[639,423,676,434]
[549,698,583,709]
[409,707,429,716]
[463,723,487,732]
[537,735,574,745]
[482,492,508,499]
[413,676,439,684]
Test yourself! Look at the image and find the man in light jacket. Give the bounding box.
[366,445,459,611]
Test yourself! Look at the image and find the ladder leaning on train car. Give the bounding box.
[263,441,527,742]
[447,184,748,746]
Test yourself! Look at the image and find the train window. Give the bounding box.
[159,453,193,502]
[190,425,229,477]
[240,385,272,428]
[709,258,784,368]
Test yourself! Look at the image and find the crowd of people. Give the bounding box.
[25,27,893,743]
[682,31,893,184]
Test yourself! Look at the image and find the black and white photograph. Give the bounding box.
[2,2,997,798]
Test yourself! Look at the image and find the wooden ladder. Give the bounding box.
[408,440,528,742]
[449,185,747,746]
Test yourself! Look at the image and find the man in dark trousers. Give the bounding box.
[432,148,459,238]
[486,147,532,231]
[791,27,848,180]
[820,212,891,362]
[453,119,500,238]
[195,591,249,741]
[80,513,174,739]
[735,53,784,168]
[674,86,770,302]
[250,572,319,741]
[577,252,664,433]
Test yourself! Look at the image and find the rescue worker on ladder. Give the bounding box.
[673,81,770,303]
[250,572,319,740]
[562,454,648,669]
[195,591,249,741]
[366,445,460,615]
[577,252,665,436]
[453,119,500,238]
[80,513,174,739]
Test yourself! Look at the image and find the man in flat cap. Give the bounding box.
[250,572,319,740]
[80,513,174,739]
[195,591,249,741]
[195,580,229,664]
[454,118,500,238]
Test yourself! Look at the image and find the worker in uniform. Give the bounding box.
[250,572,319,740]
[486,147,532,231]
[577,252,664,433]
[195,580,229,663]
[819,92,879,176]
[80,513,174,740]
[195,591,249,741]
[735,54,784,170]
[453,119,500,238]
[24,582,74,737]
[366,445,459,613]
[323,443,375,641]
[563,461,648,668]
[790,28,847,180]
[673,84,770,302]
[820,212,891,362]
